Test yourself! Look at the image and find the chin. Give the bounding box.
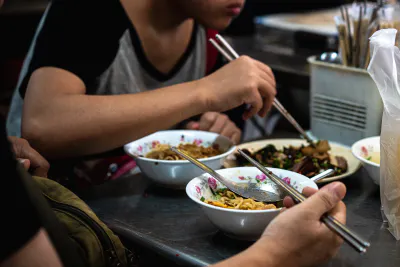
[207,18,233,31]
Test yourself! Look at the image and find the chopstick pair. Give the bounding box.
[209,35,315,146]
[237,149,370,254]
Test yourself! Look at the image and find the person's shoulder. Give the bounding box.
[19,0,130,96]
[48,0,129,25]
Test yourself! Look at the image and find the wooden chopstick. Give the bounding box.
[337,24,349,66]
[343,6,354,66]
[237,149,370,254]
[353,6,363,67]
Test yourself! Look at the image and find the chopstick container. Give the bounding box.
[308,56,383,146]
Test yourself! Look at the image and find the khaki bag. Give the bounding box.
[33,176,134,267]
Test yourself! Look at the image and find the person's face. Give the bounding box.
[177,0,246,31]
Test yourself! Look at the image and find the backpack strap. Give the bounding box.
[205,29,219,75]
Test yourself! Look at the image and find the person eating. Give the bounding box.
[7,0,276,162]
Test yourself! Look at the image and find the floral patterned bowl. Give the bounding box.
[124,130,236,188]
[186,167,318,240]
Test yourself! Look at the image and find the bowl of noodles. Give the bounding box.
[351,136,380,185]
[124,130,236,188]
[186,167,318,240]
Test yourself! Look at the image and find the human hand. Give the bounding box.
[186,112,241,144]
[251,182,347,267]
[197,56,276,120]
[8,136,50,177]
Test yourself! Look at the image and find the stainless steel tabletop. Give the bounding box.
[83,167,400,267]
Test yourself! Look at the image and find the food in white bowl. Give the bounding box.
[186,167,318,240]
[124,130,236,188]
[351,136,380,185]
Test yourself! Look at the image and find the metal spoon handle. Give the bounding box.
[311,169,335,183]
[170,147,229,186]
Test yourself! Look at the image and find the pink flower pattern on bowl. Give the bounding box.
[283,177,291,185]
[151,141,160,148]
[256,174,267,182]
[238,176,245,180]
[194,139,203,146]
[208,177,217,190]
[195,186,201,196]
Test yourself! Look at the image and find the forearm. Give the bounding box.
[22,81,206,158]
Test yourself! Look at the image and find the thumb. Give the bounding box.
[32,166,49,178]
[302,182,346,217]
[186,121,200,130]
[18,158,31,171]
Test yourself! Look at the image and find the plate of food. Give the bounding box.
[224,139,360,183]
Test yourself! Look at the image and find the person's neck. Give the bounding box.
[121,0,189,32]
[119,0,195,75]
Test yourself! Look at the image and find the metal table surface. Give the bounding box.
[83,167,400,267]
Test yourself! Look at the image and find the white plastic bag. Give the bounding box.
[368,28,400,240]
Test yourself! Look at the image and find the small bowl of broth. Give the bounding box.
[351,136,380,185]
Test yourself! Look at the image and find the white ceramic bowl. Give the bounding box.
[186,167,318,240]
[124,130,236,188]
[351,136,380,185]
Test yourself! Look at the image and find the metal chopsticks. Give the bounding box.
[209,34,315,146]
[237,149,370,254]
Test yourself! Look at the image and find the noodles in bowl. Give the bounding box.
[204,189,277,210]
[145,142,222,160]
[124,130,236,188]
[186,167,318,240]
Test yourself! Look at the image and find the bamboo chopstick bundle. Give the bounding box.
[335,1,400,69]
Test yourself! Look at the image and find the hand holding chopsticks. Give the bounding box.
[237,149,370,253]
[209,34,315,146]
